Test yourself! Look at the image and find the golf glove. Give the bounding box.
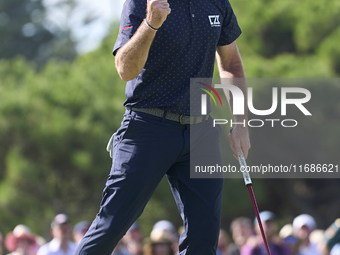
[106,132,116,158]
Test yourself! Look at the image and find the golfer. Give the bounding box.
[74,0,250,254]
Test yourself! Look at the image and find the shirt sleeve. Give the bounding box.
[217,0,242,46]
[113,0,146,56]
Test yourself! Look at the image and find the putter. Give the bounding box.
[230,129,271,255]
[238,153,272,255]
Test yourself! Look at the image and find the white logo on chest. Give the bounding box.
[208,15,221,27]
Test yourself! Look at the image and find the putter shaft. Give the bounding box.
[238,154,272,255]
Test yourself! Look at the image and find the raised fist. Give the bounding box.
[146,0,171,29]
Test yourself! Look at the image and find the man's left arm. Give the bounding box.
[216,42,251,159]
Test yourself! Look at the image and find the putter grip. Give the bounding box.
[238,154,252,185]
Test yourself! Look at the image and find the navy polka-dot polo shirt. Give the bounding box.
[113,0,241,115]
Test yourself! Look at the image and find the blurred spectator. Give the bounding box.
[310,229,328,255]
[144,220,178,255]
[72,221,90,246]
[293,214,320,255]
[112,240,133,255]
[228,217,253,255]
[1,230,3,255]
[279,224,300,255]
[322,218,340,255]
[330,244,340,255]
[4,224,36,255]
[33,237,46,255]
[310,230,325,245]
[121,222,144,255]
[177,226,184,237]
[241,211,291,255]
[37,214,76,255]
[217,229,230,255]
[153,221,179,255]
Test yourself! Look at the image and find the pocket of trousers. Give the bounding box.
[113,114,134,143]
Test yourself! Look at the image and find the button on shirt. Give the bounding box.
[113,0,241,115]
[37,238,76,255]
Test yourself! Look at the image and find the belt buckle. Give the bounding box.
[179,114,185,125]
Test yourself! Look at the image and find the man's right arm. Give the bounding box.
[115,0,171,82]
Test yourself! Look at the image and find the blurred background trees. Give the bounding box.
[0,0,101,68]
[0,0,339,246]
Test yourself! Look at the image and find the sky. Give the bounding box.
[44,0,125,53]
[74,0,125,53]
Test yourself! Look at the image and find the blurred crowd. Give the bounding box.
[0,212,339,255]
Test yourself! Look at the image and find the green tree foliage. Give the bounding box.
[0,0,77,68]
[231,0,340,76]
[0,35,125,235]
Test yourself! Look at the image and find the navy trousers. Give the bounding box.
[74,109,224,255]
